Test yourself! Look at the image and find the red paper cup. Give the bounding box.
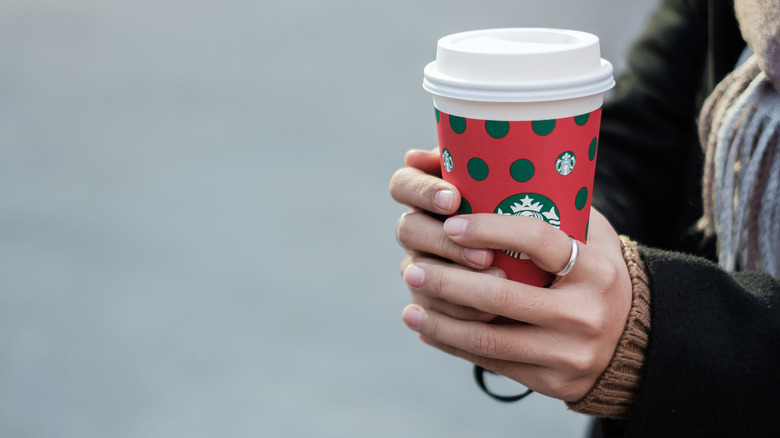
[423,28,614,285]
[435,109,601,285]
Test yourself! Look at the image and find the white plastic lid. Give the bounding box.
[423,28,615,102]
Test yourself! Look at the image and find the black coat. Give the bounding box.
[591,0,780,436]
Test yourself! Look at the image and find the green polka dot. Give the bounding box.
[449,115,466,134]
[574,113,590,126]
[532,119,555,136]
[457,198,472,215]
[468,158,489,181]
[510,159,535,183]
[585,220,590,241]
[589,137,598,161]
[435,108,440,123]
[575,187,589,210]
[485,120,509,139]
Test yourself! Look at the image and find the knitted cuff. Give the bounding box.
[565,235,651,419]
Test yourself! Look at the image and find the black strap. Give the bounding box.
[473,365,533,402]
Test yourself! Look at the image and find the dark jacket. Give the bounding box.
[592,0,780,436]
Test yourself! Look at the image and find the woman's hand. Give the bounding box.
[400,209,633,402]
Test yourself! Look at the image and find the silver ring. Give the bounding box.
[555,237,579,276]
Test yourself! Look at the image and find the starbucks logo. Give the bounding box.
[495,193,561,259]
[442,148,453,173]
[556,151,575,176]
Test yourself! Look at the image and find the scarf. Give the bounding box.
[699,0,780,278]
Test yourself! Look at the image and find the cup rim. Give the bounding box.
[423,59,614,102]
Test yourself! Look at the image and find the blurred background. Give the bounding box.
[0,1,656,436]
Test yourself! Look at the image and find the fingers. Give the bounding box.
[401,304,544,364]
[402,258,563,326]
[442,214,570,272]
[397,212,494,270]
[410,289,499,323]
[403,148,441,175]
[400,253,503,323]
[442,214,612,282]
[401,304,597,400]
[389,166,460,216]
[415,332,549,397]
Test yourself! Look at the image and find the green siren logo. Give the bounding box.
[556,151,575,176]
[442,148,453,173]
[495,193,561,259]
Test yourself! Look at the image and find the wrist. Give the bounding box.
[565,236,651,419]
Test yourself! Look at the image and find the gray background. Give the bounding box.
[0,1,656,436]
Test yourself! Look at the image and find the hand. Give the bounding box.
[400,209,633,402]
[390,149,500,322]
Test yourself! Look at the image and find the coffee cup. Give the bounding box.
[423,28,614,286]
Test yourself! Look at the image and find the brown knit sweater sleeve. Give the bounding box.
[565,235,651,419]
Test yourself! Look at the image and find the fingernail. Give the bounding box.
[482,267,507,278]
[443,217,468,236]
[463,248,487,265]
[433,190,455,211]
[403,263,425,287]
[402,305,422,330]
